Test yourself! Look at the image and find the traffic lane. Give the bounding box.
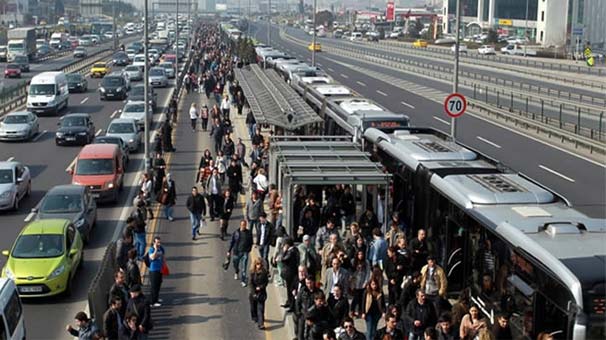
[265,25,606,217]
[285,27,604,99]
[19,84,175,340]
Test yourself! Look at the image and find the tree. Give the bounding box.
[315,10,334,28]
[486,29,498,43]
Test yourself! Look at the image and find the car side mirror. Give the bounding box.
[1,250,8,257]
[16,177,23,184]
[66,168,74,175]
[69,248,78,257]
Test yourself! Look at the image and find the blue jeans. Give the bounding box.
[259,244,270,263]
[189,212,201,237]
[134,232,146,260]
[247,123,256,139]
[232,252,249,283]
[249,219,259,240]
[365,313,380,340]
[163,205,173,219]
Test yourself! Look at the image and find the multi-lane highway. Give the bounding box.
[253,23,606,218]
[0,44,175,338]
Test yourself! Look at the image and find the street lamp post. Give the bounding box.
[523,0,529,57]
[176,0,179,87]
[451,0,461,140]
[112,1,118,50]
[311,0,317,66]
[144,0,150,172]
[267,0,271,45]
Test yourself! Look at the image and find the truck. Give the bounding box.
[49,32,68,49]
[501,44,537,56]
[7,27,36,62]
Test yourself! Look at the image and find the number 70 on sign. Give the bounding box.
[444,93,467,118]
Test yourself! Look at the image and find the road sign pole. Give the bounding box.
[451,0,461,140]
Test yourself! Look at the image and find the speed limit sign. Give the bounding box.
[444,93,467,118]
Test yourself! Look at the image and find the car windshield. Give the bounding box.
[75,158,114,175]
[0,169,13,184]
[130,87,144,96]
[66,74,82,81]
[75,48,85,52]
[125,66,139,72]
[113,53,127,59]
[12,234,64,258]
[150,69,164,76]
[61,116,86,127]
[93,63,106,68]
[108,123,134,134]
[160,63,172,69]
[15,56,27,63]
[7,64,19,69]
[124,104,144,112]
[102,77,123,86]
[41,194,82,213]
[4,115,28,124]
[29,84,55,95]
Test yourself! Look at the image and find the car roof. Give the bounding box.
[5,111,30,116]
[62,113,91,119]
[21,219,69,235]
[109,118,137,124]
[0,161,19,170]
[47,184,85,195]
[78,143,118,159]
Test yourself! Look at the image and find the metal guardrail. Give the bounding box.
[87,241,117,332]
[280,29,606,156]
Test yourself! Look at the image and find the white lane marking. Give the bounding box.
[32,130,47,142]
[328,67,334,72]
[80,97,89,104]
[356,81,366,87]
[376,90,388,97]
[476,136,502,149]
[401,101,415,109]
[6,157,14,162]
[24,211,35,223]
[340,73,349,79]
[316,63,323,67]
[433,116,451,126]
[66,156,77,172]
[110,110,118,118]
[539,165,576,183]
[95,129,103,136]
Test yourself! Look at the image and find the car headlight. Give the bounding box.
[78,132,87,135]
[74,218,85,228]
[56,132,64,137]
[105,181,114,189]
[4,267,14,280]
[128,138,135,143]
[0,191,13,199]
[116,87,123,92]
[99,87,106,92]
[48,264,65,279]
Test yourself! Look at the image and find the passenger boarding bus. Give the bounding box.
[364,127,606,340]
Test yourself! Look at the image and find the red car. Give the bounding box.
[4,64,21,78]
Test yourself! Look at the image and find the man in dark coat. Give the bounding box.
[108,270,129,317]
[327,284,349,328]
[186,186,206,240]
[280,238,299,311]
[125,284,152,336]
[375,313,405,340]
[210,118,225,154]
[306,291,335,340]
[404,289,437,340]
[103,296,122,340]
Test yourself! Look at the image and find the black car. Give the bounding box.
[129,84,157,109]
[66,73,88,93]
[92,135,129,166]
[112,51,130,66]
[14,55,29,72]
[55,113,95,146]
[99,75,128,100]
[129,42,143,53]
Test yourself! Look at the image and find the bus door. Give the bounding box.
[443,217,470,294]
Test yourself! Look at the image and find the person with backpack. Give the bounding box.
[148,237,166,307]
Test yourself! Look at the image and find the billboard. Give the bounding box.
[386,2,395,21]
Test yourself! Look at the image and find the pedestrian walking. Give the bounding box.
[66,311,101,340]
[221,94,231,120]
[219,189,234,240]
[280,238,300,311]
[246,110,256,139]
[125,284,152,337]
[158,174,176,221]
[210,118,225,155]
[108,270,129,317]
[228,220,254,287]
[249,258,269,330]
[189,103,199,131]
[200,105,209,131]
[245,191,264,239]
[148,237,166,307]
[362,279,386,340]
[186,186,206,240]
[206,168,223,221]
[153,153,166,196]
[103,296,123,340]
[119,314,141,340]
[226,158,242,195]
[256,212,273,265]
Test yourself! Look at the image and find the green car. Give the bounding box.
[2,219,83,297]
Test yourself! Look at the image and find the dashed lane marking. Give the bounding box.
[539,165,575,183]
[376,90,388,97]
[80,97,89,104]
[32,130,47,142]
[356,81,366,87]
[433,116,451,126]
[401,101,415,109]
[476,136,502,149]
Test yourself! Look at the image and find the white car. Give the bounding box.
[120,101,150,128]
[148,67,168,88]
[451,44,468,53]
[148,49,160,62]
[0,161,31,211]
[125,48,137,60]
[0,111,39,141]
[123,65,143,81]
[106,118,140,152]
[159,62,175,78]
[478,45,496,55]
[132,54,146,67]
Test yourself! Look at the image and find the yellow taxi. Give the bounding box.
[412,39,428,48]
[308,43,322,52]
[90,62,109,78]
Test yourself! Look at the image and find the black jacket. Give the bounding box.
[125,259,141,289]
[229,228,253,255]
[210,122,225,141]
[306,304,335,340]
[385,254,407,287]
[108,283,129,317]
[186,193,206,215]
[249,270,269,301]
[404,300,437,336]
[103,308,121,340]
[115,238,133,271]
[161,180,177,205]
[327,295,349,327]
[221,195,234,219]
[295,286,318,318]
[256,221,274,247]
[338,330,366,340]
[374,327,405,340]
[126,294,152,332]
[280,246,300,281]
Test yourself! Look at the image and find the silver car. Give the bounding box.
[0,111,39,141]
[0,161,31,211]
[106,118,141,152]
[120,101,151,129]
[148,67,168,88]
[123,65,142,81]
[159,62,175,78]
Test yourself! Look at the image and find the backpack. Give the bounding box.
[143,251,151,267]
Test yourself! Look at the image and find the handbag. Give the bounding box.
[157,192,168,205]
[161,262,170,276]
[222,255,231,270]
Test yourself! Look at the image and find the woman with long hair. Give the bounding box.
[249,258,269,330]
[362,279,385,340]
[350,249,371,318]
[459,305,487,340]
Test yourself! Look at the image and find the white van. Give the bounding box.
[0,279,25,340]
[27,72,69,115]
[350,32,363,41]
